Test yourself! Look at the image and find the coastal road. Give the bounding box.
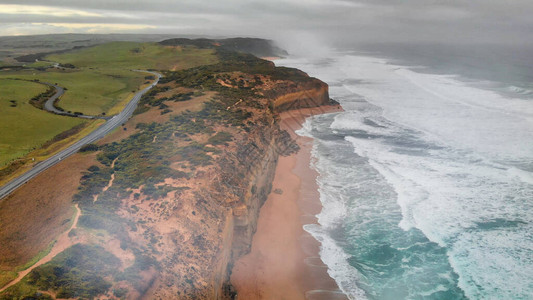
[41,81,102,119]
[0,70,161,200]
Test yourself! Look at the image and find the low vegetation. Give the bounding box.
[28,84,56,110]
[161,49,312,87]
[0,38,311,299]
[0,69,147,116]
[0,78,85,167]
[0,41,218,179]
[1,244,120,300]
[46,42,218,71]
[208,131,233,145]
[70,45,297,216]
[79,143,99,152]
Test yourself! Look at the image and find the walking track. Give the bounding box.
[0,204,81,292]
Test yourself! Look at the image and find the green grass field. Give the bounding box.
[46,42,218,71]
[0,79,85,167]
[0,69,146,116]
[0,41,218,171]
[8,42,219,116]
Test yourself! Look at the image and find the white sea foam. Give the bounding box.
[282,53,533,299]
[338,55,533,298]
[295,118,314,138]
[507,167,533,185]
[335,55,533,161]
[330,112,398,137]
[304,222,367,300]
[305,142,368,300]
[507,85,533,96]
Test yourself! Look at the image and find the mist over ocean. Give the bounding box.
[278,43,533,299]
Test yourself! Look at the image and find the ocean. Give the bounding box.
[277,43,533,299]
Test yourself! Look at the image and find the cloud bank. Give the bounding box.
[0,0,532,47]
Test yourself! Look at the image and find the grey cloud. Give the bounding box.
[0,0,531,47]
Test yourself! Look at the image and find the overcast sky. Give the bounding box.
[1,0,532,48]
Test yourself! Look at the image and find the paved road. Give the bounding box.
[42,82,67,115]
[0,71,161,200]
[41,82,103,119]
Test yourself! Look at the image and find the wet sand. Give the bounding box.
[231,105,348,300]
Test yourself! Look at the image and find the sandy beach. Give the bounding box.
[231,105,348,300]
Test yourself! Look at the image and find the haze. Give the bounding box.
[1,0,532,49]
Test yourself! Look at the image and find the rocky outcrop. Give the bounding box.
[273,81,330,112]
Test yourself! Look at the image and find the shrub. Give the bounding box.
[26,244,119,299]
[87,165,100,172]
[114,288,129,298]
[208,131,233,145]
[79,143,99,152]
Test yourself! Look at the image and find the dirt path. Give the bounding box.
[0,204,82,292]
[93,158,117,202]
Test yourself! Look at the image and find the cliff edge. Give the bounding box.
[0,39,331,300]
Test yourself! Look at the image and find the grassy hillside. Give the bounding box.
[0,69,145,116]
[46,42,218,71]
[0,79,84,167]
[3,42,217,116]
[0,33,179,63]
[0,41,218,175]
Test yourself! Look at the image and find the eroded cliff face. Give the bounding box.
[272,81,330,112]
[0,46,330,300]
[82,71,330,300]
[216,79,329,299]
[141,76,330,299]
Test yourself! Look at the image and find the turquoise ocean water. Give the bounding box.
[278,46,533,299]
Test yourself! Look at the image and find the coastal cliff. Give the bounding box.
[273,82,330,112]
[131,57,330,299]
[141,57,330,299]
[0,39,330,300]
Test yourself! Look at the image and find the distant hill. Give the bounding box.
[0,33,208,63]
[0,34,287,64]
[0,34,170,62]
[159,37,288,58]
